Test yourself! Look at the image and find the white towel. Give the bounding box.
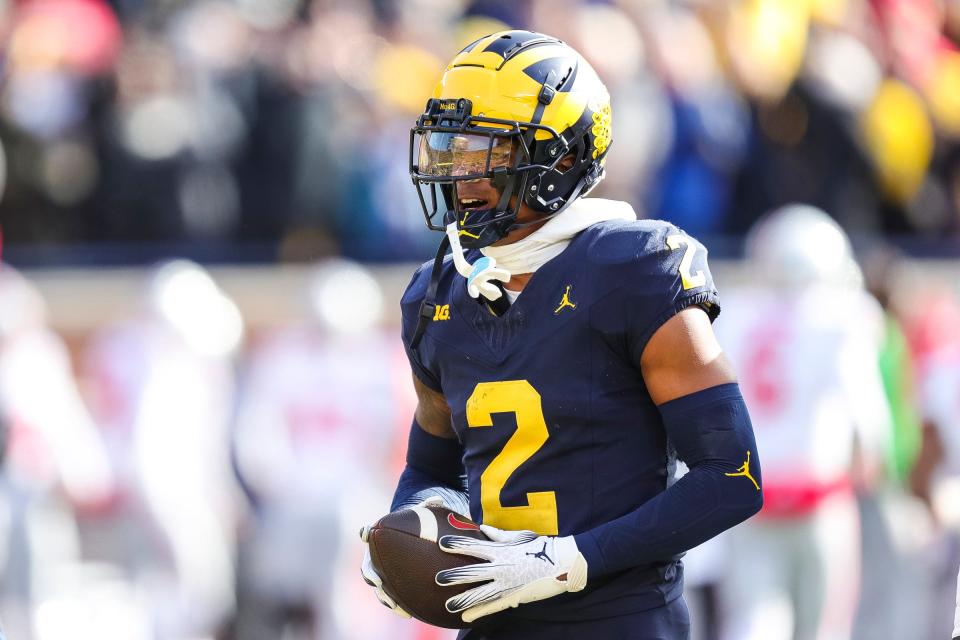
[481,198,637,275]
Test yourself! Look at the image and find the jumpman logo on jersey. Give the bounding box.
[725,450,760,491]
[554,285,577,314]
[525,541,554,565]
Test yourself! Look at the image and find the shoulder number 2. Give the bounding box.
[466,380,558,535]
[667,234,706,290]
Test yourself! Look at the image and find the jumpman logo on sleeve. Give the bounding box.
[725,451,760,491]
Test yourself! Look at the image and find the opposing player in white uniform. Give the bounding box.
[715,205,891,640]
[83,260,243,639]
[231,260,444,640]
[0,265,115,639]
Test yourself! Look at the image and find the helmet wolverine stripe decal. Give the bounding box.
[480,30,550,58]
[522,57,578,92]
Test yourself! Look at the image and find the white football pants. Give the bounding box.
[721,492,860,640]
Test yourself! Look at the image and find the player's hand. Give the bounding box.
[359,525,411,618]
[436,525,588,623]
[359,495,457,618]
[465,256,510,301]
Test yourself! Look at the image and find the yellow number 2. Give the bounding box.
[466,380,559,535]
[667,233,706,290]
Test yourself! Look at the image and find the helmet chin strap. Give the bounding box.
[446,223,511,316]
[408,222,513,352]
[446,222,491,280]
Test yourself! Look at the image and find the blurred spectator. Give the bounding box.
[0,0,120,247]
[639,5,749,235]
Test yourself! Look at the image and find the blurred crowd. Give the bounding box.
[1,0,960,264]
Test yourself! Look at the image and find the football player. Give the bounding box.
[0,265,115,638]
[714,206,891,640]
[231,260,409,639]
[83,260,241,638]
[361,30,763,638]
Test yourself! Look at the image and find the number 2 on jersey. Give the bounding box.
[667,233,706,290]
[466,380,559,535]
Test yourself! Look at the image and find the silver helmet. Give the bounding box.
[745,204,863,289]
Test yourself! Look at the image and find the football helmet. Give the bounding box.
[745,204,862,288]
[146,259,244,356]
[410,30,612,248]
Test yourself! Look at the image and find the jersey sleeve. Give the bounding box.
[399,262,444,392]
[629,225,719,362]
[591,221,720,364]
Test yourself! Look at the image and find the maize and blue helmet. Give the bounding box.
[410,30,612,249]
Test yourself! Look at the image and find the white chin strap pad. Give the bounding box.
[446,223,510,301]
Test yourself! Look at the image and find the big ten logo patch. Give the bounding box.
[433,304,450,321]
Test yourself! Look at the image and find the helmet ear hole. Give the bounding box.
[557,152,577,173]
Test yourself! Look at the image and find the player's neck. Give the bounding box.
[505,273,533,292]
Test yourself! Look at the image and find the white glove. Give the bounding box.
[465,256,510,301]
[359,525,411,619]
[359,495,453,619]
[435,525,588,623]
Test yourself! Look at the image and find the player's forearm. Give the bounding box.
[574,383,763,578]
[574,458,761,577]
[390,418,469,514]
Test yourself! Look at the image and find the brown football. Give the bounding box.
[367,505,490,629]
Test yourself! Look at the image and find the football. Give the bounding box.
[367,504,490,628]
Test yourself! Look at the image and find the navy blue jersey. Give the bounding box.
[400,218,720,622]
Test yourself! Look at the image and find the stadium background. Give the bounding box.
[0,0,959,639]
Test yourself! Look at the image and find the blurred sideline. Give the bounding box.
[23,260,960,333]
